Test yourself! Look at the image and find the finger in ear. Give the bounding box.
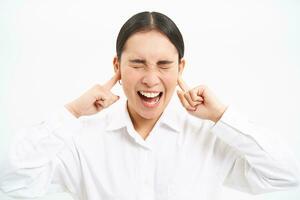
[177,90,196,111]
[189,89,204,102]
[184,91,201,107]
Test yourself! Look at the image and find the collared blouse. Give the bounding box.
[0,98,299,200]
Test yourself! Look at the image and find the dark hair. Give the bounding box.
[116,11,184,62]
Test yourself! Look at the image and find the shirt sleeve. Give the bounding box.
[0,107,83,198]
[210,106,300,194]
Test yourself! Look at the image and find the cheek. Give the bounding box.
[122,68,140,82]
[162,71,178,91]
[121,68,139,94]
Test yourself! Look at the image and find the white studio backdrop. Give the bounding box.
[0,0,299,199]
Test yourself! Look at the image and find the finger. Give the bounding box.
[189,89,204,102]
[103,72,121,90]
[95,92,110,108]
[177,76,190,92]
[106,94,120,106]
[184,91,201,107]
[97,94,120,108]
[95,100,104,111]
[177,90,196,111]
[197,85,206,96]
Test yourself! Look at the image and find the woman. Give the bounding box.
[0,11,299,200]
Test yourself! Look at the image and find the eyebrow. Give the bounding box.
[129,59,174,65]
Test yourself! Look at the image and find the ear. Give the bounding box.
[113,56,120,73]
[178,58,185,76]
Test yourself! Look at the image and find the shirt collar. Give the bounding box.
[105,98,183,133]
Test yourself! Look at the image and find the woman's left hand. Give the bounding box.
[176,76,228,123]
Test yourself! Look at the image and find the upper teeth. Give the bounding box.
[139,91,160,98]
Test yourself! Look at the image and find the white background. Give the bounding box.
[0,0,299,199]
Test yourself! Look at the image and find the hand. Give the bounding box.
[176,76,227,123]
[65,72,121,118]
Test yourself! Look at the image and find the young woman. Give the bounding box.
[1,11,299,200]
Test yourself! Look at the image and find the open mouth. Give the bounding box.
[137,91,163,108]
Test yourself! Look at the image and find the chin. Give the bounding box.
[138,109,164,120]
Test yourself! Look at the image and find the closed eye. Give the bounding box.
[129,59,174,69]
[129,59,146,69]
[129,59,146,64]
[157,60,174,69]
[132,66,144,69]
[157,60,174,65]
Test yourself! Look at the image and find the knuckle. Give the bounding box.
[183,103,189,109]
[92,84,104,93]
[189,90,196,97]
[201,84,208,89]
[92,84,101,90]
[184,92,189,99]
[102,100,109,107]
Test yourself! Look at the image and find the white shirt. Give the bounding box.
[0,98,299,200]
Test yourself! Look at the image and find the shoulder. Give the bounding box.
[75,105,116,140]
[176,106,232,154]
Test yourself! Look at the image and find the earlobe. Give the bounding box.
[113,56,122,83]
[113,56,120,73]
[178,58,185,76]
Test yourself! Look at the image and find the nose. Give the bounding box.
[141,71,160,88]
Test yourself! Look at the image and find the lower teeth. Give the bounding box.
[154,98,160,103]
[146,97,159,104]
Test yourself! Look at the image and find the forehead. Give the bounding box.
[122,30,178,59]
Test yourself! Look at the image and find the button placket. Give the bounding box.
[138,148,155,200]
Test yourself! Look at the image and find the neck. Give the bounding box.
[126,102,161,140]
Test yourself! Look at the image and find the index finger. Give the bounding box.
[103,72,121,90]
[177,76,190,92]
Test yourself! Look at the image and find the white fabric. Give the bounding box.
[0,98,299,200]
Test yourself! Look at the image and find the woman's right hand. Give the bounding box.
[65,72,121,118]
